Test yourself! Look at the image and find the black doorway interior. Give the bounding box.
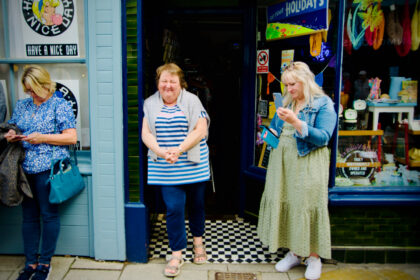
[143,5,244,216]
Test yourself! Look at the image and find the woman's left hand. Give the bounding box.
[166,147,182,164]
[277,107,298,124]
[277,107,303,134]
[24,132,43,145]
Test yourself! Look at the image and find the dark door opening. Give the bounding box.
[143,5,244,216]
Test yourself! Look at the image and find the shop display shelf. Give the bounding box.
[338,130,384,136]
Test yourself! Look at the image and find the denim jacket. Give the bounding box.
[269,95,337,157]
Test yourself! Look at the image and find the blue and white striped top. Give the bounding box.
[147,105,210,185]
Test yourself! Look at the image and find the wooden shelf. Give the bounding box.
[395,157,420,168]
[409,130,420,135]
[336,162,381,168]
[339,130,384,136]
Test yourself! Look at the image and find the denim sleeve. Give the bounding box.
[295,99,337,146]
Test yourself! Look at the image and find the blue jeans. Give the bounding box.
[22,170,60,266]
[161,182,206,251]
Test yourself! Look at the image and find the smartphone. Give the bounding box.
[13,135,26,140]
[273,92,283,109]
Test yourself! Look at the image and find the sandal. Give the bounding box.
[193,243,207,264]
[164,255,184,277]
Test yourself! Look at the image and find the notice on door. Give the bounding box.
[257,50,269,74]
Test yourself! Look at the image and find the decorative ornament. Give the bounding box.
[395,0,412,57]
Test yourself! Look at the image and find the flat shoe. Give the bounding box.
[193,243,207,264]
[164,255,184,277]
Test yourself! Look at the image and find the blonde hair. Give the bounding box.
[281,61,325,109]
[32,0,60,21]
[21,65,56,98]
[156,63,188,89]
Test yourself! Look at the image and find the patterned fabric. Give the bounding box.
[147,105,210,185]
[257,123,331,259]
[8,95,76,174]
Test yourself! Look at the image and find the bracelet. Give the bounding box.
[178,147,183,156]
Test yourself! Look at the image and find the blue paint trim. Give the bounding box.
[123,0,148,263]
[329,194,420,206]
[328,0,345,188]
[0,59,87,64]
[239,3,257,217]
[137,0,145,203]
[125,203,149,262]
[122,0,129,203]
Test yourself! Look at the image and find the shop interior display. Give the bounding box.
[337,0,420,187]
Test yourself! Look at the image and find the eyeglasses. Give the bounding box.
[25,89,36,95]
[281,62,295,73]
[284,62,295,71]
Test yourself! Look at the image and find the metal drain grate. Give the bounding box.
[215,272,257,280]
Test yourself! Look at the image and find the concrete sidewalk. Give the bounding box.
[1,255,419,280]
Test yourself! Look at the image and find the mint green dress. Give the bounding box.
[257,123,331,259]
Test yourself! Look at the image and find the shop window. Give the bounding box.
[254,1,339,169]
[0,1,89,150]
[0,64,11,122]
[337,1,420,188]
[10,64,90,150]
[1,0,85,59]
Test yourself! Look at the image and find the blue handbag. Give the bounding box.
[48,149,85,204]
[48,102,85,204]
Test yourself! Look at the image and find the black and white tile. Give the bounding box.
[148,219,287,263]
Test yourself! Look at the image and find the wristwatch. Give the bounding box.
[178,147,183,156]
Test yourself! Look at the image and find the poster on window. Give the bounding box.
[266,0,329,40]
[55,80,82,149]
[8,0,79,58]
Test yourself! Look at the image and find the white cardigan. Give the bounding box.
[143,89,210,163]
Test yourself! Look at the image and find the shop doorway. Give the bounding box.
[142,5,244,216]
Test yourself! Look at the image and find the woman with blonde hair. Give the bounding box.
[257,62,337,280]
[5,65,76,280]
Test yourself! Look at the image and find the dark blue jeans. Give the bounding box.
[22,170,60,266]
[161,182,206,251]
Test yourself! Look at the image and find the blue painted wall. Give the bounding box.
[87,0,126,260]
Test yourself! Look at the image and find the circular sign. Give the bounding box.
[55,82,78,119]
[22,0,74,37]
[338,150,376,179]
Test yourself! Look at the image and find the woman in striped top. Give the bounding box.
[142,63,210,277]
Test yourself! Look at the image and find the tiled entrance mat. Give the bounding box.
[149,219,286,263]
[215,272,257,280]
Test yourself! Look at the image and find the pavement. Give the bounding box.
[1,255,420,280]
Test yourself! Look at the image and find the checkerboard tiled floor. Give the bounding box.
[148,219,287,263]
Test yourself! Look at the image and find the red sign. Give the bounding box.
[257,50,269,73]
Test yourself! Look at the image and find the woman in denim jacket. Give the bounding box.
[257,62,337,280]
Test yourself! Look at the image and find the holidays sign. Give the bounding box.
[266,0,329,40]
[8,0,80,58]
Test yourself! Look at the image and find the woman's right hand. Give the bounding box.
[4,129,22,143]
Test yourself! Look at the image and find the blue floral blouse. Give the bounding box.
[8,94,76,174]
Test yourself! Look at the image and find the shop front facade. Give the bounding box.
[1,0,419,264]
[0,0,126,261]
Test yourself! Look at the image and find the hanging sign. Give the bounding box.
[8,0,80,58]
[266,0,329,40]
[257,50,269,74]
